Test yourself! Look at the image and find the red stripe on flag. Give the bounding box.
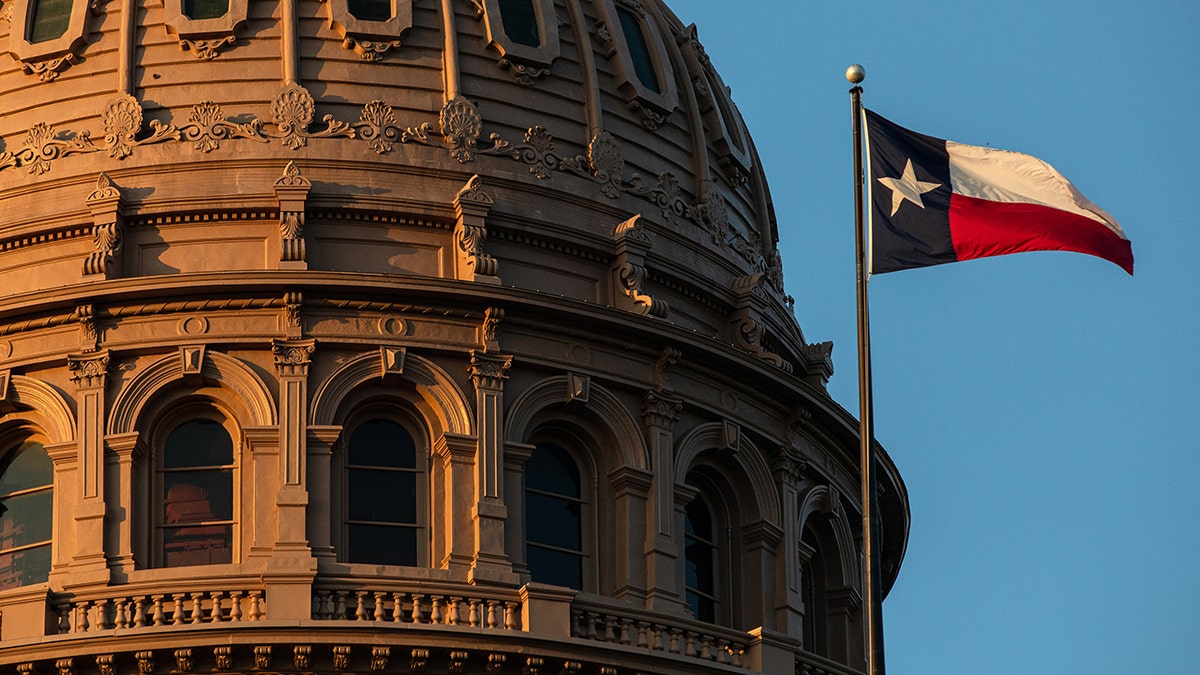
[948,194,1134,274]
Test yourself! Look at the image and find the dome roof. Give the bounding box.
[0,0,830,381]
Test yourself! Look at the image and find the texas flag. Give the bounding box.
[865,109,1133,275]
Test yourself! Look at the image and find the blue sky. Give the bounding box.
[675,1,1200,672]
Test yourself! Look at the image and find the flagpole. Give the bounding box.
[848,64,886,675]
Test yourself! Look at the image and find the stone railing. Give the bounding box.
[570,598,749,668]
[54,586,266,634]
[312,581,522,631]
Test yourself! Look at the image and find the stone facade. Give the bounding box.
[0,0,908,673]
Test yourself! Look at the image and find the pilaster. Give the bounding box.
[642,389,685,614]
[467,350,517,584]
[65,349,111,582]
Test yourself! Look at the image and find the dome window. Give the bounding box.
[26,0,72,43]
[157,418,236,567]
[7,0,91,77]
[498,0,540,47]
[475,0,560,84]
[342,418,425,566]
[161,0,250,59]
[347,0,390,22]
[615,6,659,94]
[0,439,53,591]
[524,442,585,590]
[596,0,678,127]
[182,0,228,20]
[322,0,413,61]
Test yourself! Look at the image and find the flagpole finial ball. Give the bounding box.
[846,64,866,84]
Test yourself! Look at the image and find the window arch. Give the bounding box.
[341,416,426,566]
[0,436,53,590]
[524,442,586,590]
[156,415,237,567]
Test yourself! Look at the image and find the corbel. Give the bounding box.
[274,162,311,269]
[729,273,784,368]
[453,175,500,284]
[610,215,667,317]
[83,174,125,280]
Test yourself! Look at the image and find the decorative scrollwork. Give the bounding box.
[181,101,267,152]
[357,100,400,154]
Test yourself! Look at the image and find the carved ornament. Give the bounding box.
[469,351,512,391]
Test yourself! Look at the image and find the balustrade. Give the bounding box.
[312,586,520,631]
[54,589,265,634]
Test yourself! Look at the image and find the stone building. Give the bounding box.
[0,0,908,672]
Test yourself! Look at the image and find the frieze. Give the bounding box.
[0,92,776,291]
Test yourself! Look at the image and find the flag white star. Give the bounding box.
[876,159,942,217]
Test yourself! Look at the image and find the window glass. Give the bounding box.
[182,0,228,20]
[347,0,391,22]
[498,0,540,48]
[525,442,583,589]
[345,419,421,566]
[684,494,718,622]
[616,7,660,94]
[160,419,235,567]
[0,441,53,590]
[27,0,73,44]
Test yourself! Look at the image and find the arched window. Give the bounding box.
[0,438,53,590]
[158,418,235,567]
[684,493,719,622]
[343,418,424,566]
[800,525,829,657]
[524,442,584,590]
[615,5,660,94]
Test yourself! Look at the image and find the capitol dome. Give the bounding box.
[0,0,908,672]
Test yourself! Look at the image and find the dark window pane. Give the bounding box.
[525,491,581,550]
[0,442,53,495]
[0,543,51,591]
[686,590,716,623]
[616,7,660,93]
[525,443,580,496]
[347,523,417,566]
[162,524,232,566]
[685,538,714,590]
[163,470,233,523]
[685,496,713,540]
[163,419,233,469]
[0,489,53,550]
[526,544,582,590]
[498,0,540,47]
[348,469,416,523]
[348,419,415,468]
[28,0,72,44]
[183,0,227,19]
[347,0,390,21]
